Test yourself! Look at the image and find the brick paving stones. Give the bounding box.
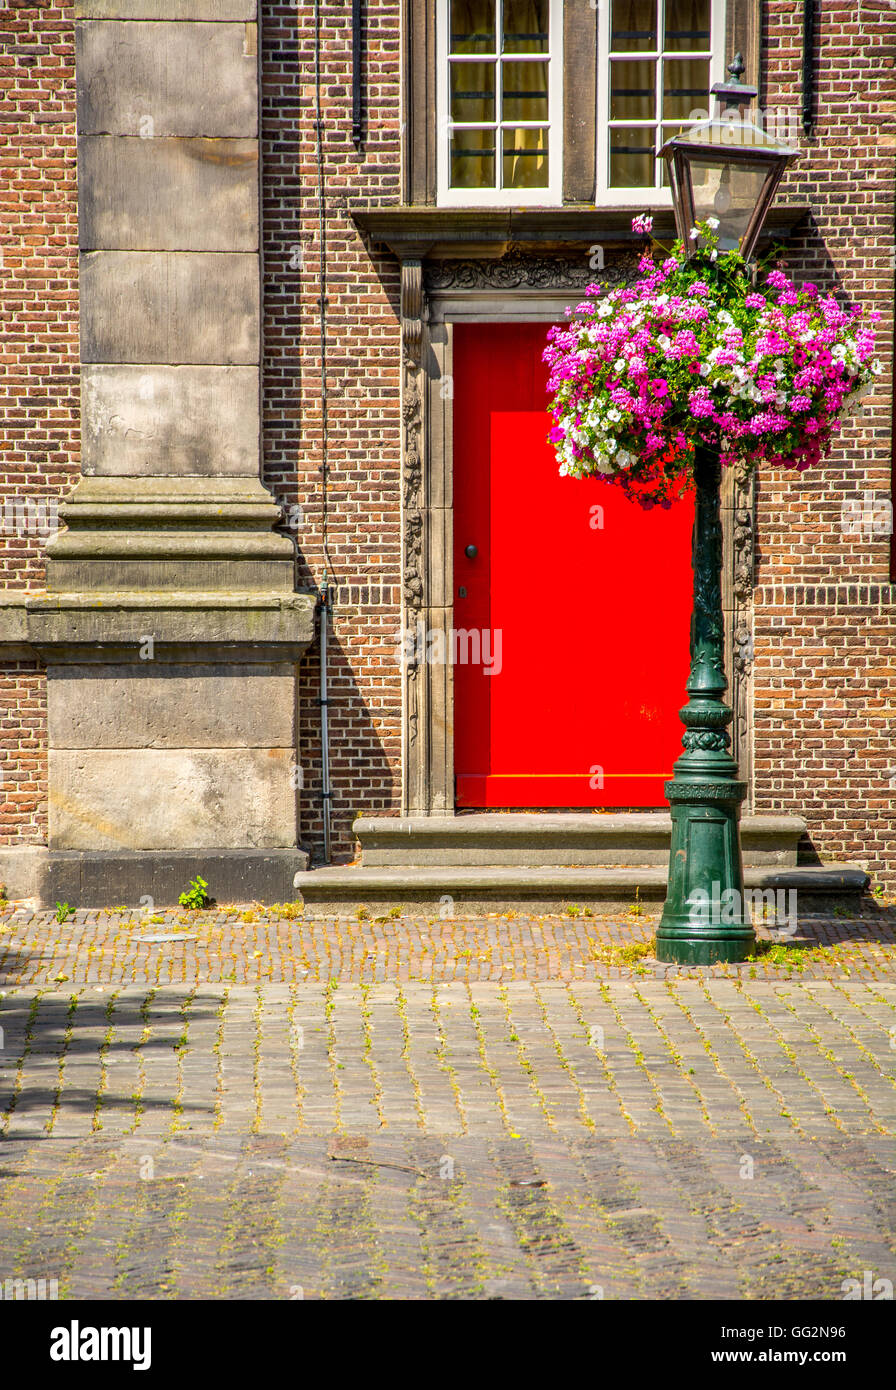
[0,904,894,1299]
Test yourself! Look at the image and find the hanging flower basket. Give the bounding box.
[544,217,882,507]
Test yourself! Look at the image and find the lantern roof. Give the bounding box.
[659,117,798,164]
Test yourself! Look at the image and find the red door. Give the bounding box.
[453,321,694,809]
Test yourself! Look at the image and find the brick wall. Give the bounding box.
[261,1,403,861]
[0,2,78,843]
[2,0,895,884]
[753,0,896,881]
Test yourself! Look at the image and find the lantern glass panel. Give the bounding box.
[688,157,769,250]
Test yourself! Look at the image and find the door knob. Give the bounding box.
[464,544,478,559]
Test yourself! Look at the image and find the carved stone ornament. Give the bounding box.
[733,505,754,604]
[401,258,425,615]
[424,248,639,294]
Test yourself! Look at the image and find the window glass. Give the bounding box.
[607,0,718,190]
[664,0,710,53]
[450,0,496,54]
[610,126,656,188]
[610,0,657,54]
[451,61,496,122]
[502,59,548,122]
[450,127,497,189]
[503,0,549,53]
[503,126,549,188]
[662,57,710,120]
[610,60,655,122]
[444,0,553,197]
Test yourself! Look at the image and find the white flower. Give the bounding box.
[872,358,884,375]
[689,227,699,240]
[710,249,718,262]
[607,407,622,423]
[706,216,720,230]
[614,357,626,372]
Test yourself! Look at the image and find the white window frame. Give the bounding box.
[436,0,564,207]
[596,0,727,206]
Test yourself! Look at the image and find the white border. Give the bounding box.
[595,0,727,206]
[436,0,564,207]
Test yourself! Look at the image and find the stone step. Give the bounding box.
[354,813,807,868]
[295,863,870,916]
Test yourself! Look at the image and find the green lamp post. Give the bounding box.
[655,59,798,966]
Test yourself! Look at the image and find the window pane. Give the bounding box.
[503,126,549,188]
[450,0,496,54]
[609,125,656,186]
[610,0,657,53]
[450,61,496,122]
[502,59,548,121]
[663,57,710,120]
[664,0,711,53]
[450,128,496,188]
[503,0,549,53]
[610,59,656,121]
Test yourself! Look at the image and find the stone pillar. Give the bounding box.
[0,1,315,906]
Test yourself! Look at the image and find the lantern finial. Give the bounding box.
[711,53,758,112]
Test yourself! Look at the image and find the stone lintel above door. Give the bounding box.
[351,204,810,264]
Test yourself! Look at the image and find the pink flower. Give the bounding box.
[744,293,765,309]
[689,387,715,418]
[632,214,654,235]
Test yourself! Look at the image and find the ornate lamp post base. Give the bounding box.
[655,447,755,966]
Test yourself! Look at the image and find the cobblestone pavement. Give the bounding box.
[1,900,896,985]
[0,904,894,1300]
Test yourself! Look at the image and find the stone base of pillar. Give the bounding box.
[0,846,310,910]
[0,589,316,906]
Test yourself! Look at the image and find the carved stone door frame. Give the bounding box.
[399,252,755,816]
